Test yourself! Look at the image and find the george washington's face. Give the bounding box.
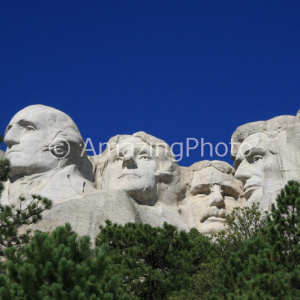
[103,137,159,203]
[4,107,59,177]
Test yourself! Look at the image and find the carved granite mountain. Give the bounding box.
[2,105,95,207]
[2,105,300,237]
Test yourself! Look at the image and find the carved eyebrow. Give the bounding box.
[139,151,151,156]
[221,184,240,198]
[110,152,124,161]
[246,147,265,155]
[190,183,210,195]
[241,146,265,157]
[5,119,37,136]
[18,119,36,128]
[234,146,265,168]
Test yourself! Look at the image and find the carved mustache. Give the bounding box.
[200,207,227,223]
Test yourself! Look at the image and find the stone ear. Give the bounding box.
[156,170,173,183]
[48,139,70,159]
[155,160,175,184]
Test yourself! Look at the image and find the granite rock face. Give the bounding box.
[2,105,95,207]
[92,131,188,231]
[231,115,300,209]
[93,131,181,207]
[27,189,188,243]
[2,105,300,237]
[0,150,4,160]
[178,161,245,235]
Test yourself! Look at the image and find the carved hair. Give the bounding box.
[231,115,300,160]
[189,160,235,175]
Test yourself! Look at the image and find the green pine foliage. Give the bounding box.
[263,180,300,290]
[96,221,219,299]
[215,202,268,260]
[212,181,300,299]
[212,235,294,299]
[265,181,300,265]
[0,194,52,256]
[0,223,128,300]
[0,158,9,197]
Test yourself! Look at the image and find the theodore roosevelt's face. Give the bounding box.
[187,166,242,235]
[4,107,59,177]
[103,137,159,203]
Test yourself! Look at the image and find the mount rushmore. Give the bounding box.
[1,104,300,240]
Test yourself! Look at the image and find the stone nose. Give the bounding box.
[209,188,225,209]
[4,125,20,147]
[122,155,137,169]
[235,160,252,184]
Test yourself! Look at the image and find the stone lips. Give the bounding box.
[2,105,300,236]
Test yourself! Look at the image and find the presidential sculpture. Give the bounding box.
[179,160,244,234]
[93,131,188,231]
[2,105,300,236]
[94,131,181,206]
[231,115,300,209]
[2,105,95,206]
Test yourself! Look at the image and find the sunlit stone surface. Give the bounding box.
[178,161,244,235]
[231,115,300,209]
[2,105,95,206]
[0,150,4,160]
[2,105,300,236]
[93,131,188,231]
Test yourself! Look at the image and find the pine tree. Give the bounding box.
[96,221,219,299]
[263,180,300,290]
[212,235,293,299]
[215,202,267,260]
[0,223,128,299]
[212,181,300,298]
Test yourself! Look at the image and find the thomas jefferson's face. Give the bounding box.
[4,107,59,177]
[234,133,283,205]
[104,137,159,203]
[188,166,241,235]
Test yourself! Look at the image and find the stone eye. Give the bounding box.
[114,157,122,162]
[26,125,35,132]
[253,155,263,163]
[139,155,150,160]
[197,193,210,198]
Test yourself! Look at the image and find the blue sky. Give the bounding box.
[1,1,299,166]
